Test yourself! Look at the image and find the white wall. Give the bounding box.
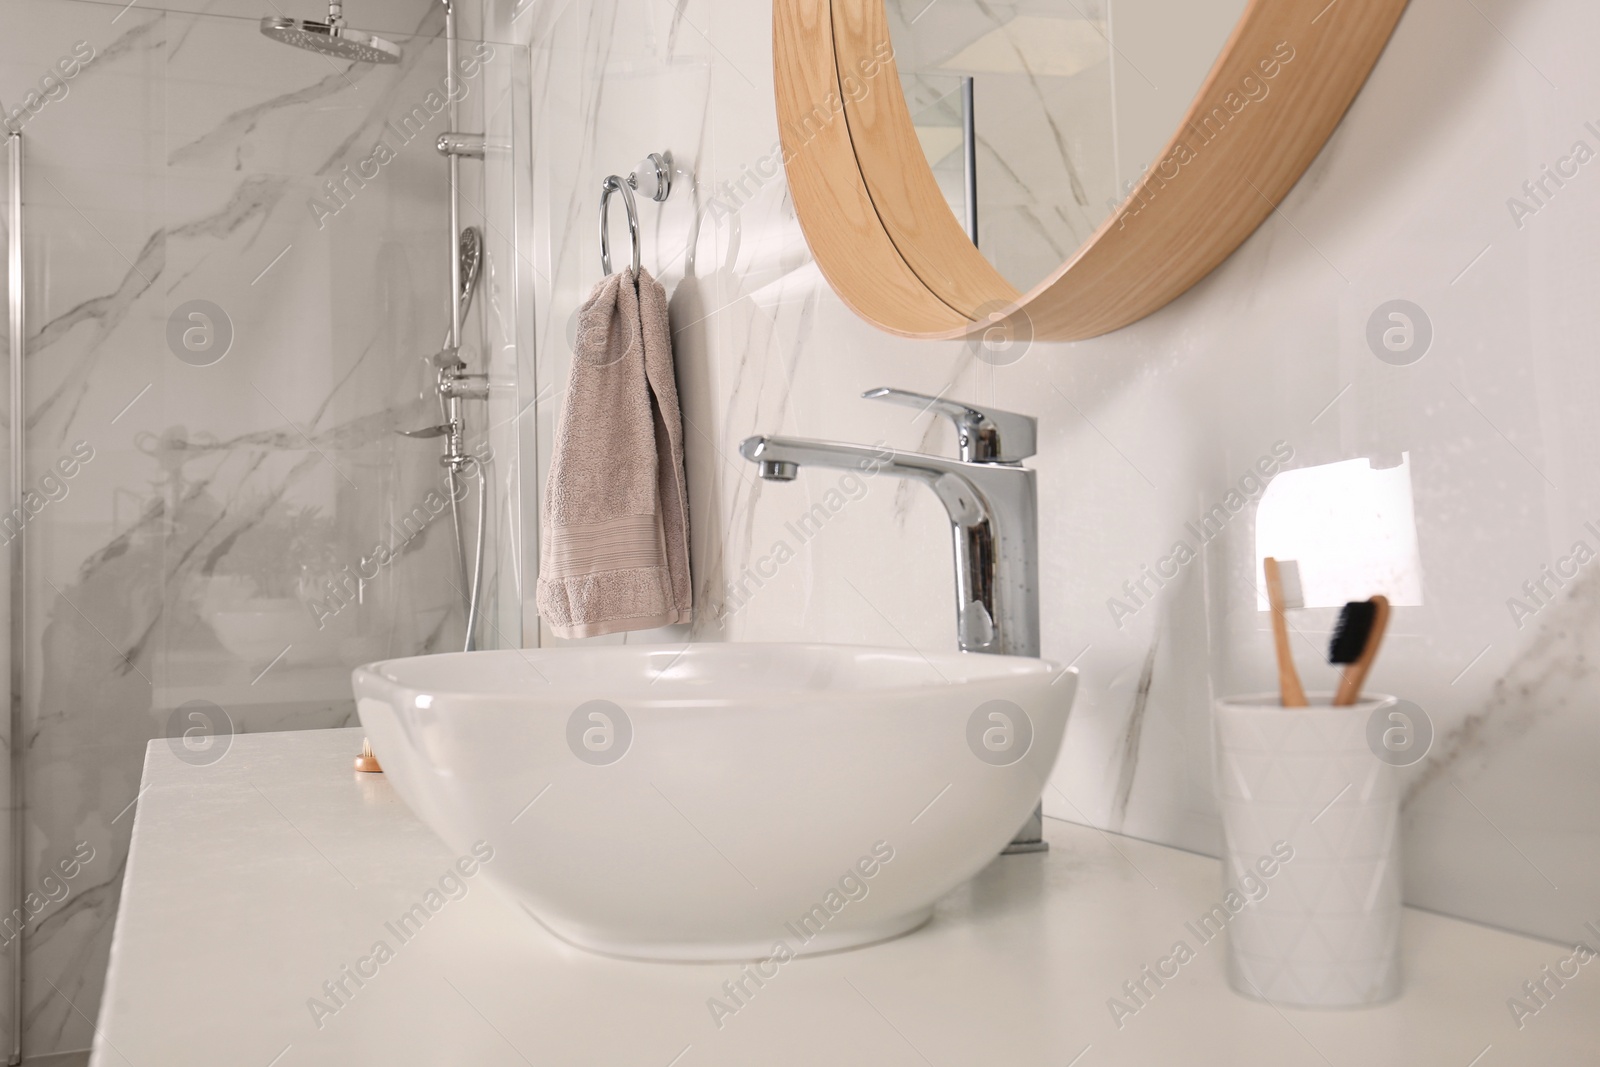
[522,0,1600,945]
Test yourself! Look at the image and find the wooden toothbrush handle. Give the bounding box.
[1334,596,1391,706]
[1263,558,1307,707]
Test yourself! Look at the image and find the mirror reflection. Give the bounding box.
[893,0,1249,290]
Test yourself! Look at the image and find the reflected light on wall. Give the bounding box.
[1255,453,1424,609]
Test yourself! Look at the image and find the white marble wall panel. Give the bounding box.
[521,0,1600,950]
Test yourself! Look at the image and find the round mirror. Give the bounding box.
[893,0,1249,292]
[773,0,1411,341]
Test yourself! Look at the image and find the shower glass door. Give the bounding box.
[0,1,530,1058]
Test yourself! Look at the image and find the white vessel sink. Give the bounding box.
[353,643,1076,961]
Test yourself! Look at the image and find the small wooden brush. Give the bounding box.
[1330,595,1390,706]
[354,737,383,773]
[1263,557,1307,707]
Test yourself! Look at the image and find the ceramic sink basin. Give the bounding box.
[353,643,1076,960]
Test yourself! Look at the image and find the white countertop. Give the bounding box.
[98,728,1598,1066]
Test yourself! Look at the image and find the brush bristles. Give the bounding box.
[1329,600,1377,664]
[1276,560,1304,610]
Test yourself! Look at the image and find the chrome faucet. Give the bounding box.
[740,387,1048,853]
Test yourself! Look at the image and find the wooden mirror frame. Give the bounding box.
[773,0,1411,341]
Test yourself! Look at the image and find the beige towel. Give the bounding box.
[537,269,691,637]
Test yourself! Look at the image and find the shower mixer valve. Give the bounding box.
[400,345,490,467]
[437,354,490,468]
[437,354,490,402]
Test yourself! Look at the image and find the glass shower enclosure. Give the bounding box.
[0,1,532,1059]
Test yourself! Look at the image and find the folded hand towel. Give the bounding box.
[537,268,692,638]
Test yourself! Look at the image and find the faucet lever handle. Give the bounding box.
[862,388,1036,463]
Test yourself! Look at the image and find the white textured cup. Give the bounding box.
[1214,693,1402,1008]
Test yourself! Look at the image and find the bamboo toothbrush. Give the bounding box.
[1330,595,1390,706]
[1263,557,1307,707]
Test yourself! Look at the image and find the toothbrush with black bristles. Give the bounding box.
[1330,596,1391,706]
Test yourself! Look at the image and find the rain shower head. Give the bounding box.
[259,1,402,64]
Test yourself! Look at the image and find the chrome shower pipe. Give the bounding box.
[445,0,462,352]
[439,0,486,651]
[6,128,24,1067]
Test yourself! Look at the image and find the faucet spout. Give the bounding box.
[739,434,1038,657]
[742,435,953,481]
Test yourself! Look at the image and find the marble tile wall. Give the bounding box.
[1,0,527,1055]
[521,0,1600,950]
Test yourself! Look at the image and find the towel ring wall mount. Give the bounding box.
[600,150,673,278]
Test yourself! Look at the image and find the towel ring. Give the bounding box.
[599,151,673,279]
[599,175,640,279]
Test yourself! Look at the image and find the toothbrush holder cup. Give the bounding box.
[1213,693,1403,1008]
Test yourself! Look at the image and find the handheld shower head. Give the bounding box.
[259,1,402,64]
[458,226,483,320]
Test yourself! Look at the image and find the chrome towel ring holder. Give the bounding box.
[600,151,672,279]
[599,175,639,278]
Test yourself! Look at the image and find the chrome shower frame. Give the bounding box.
[6,127,24,1067]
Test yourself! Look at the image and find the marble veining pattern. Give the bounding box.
[4,0,526,1054]
[523,0,1600,955]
